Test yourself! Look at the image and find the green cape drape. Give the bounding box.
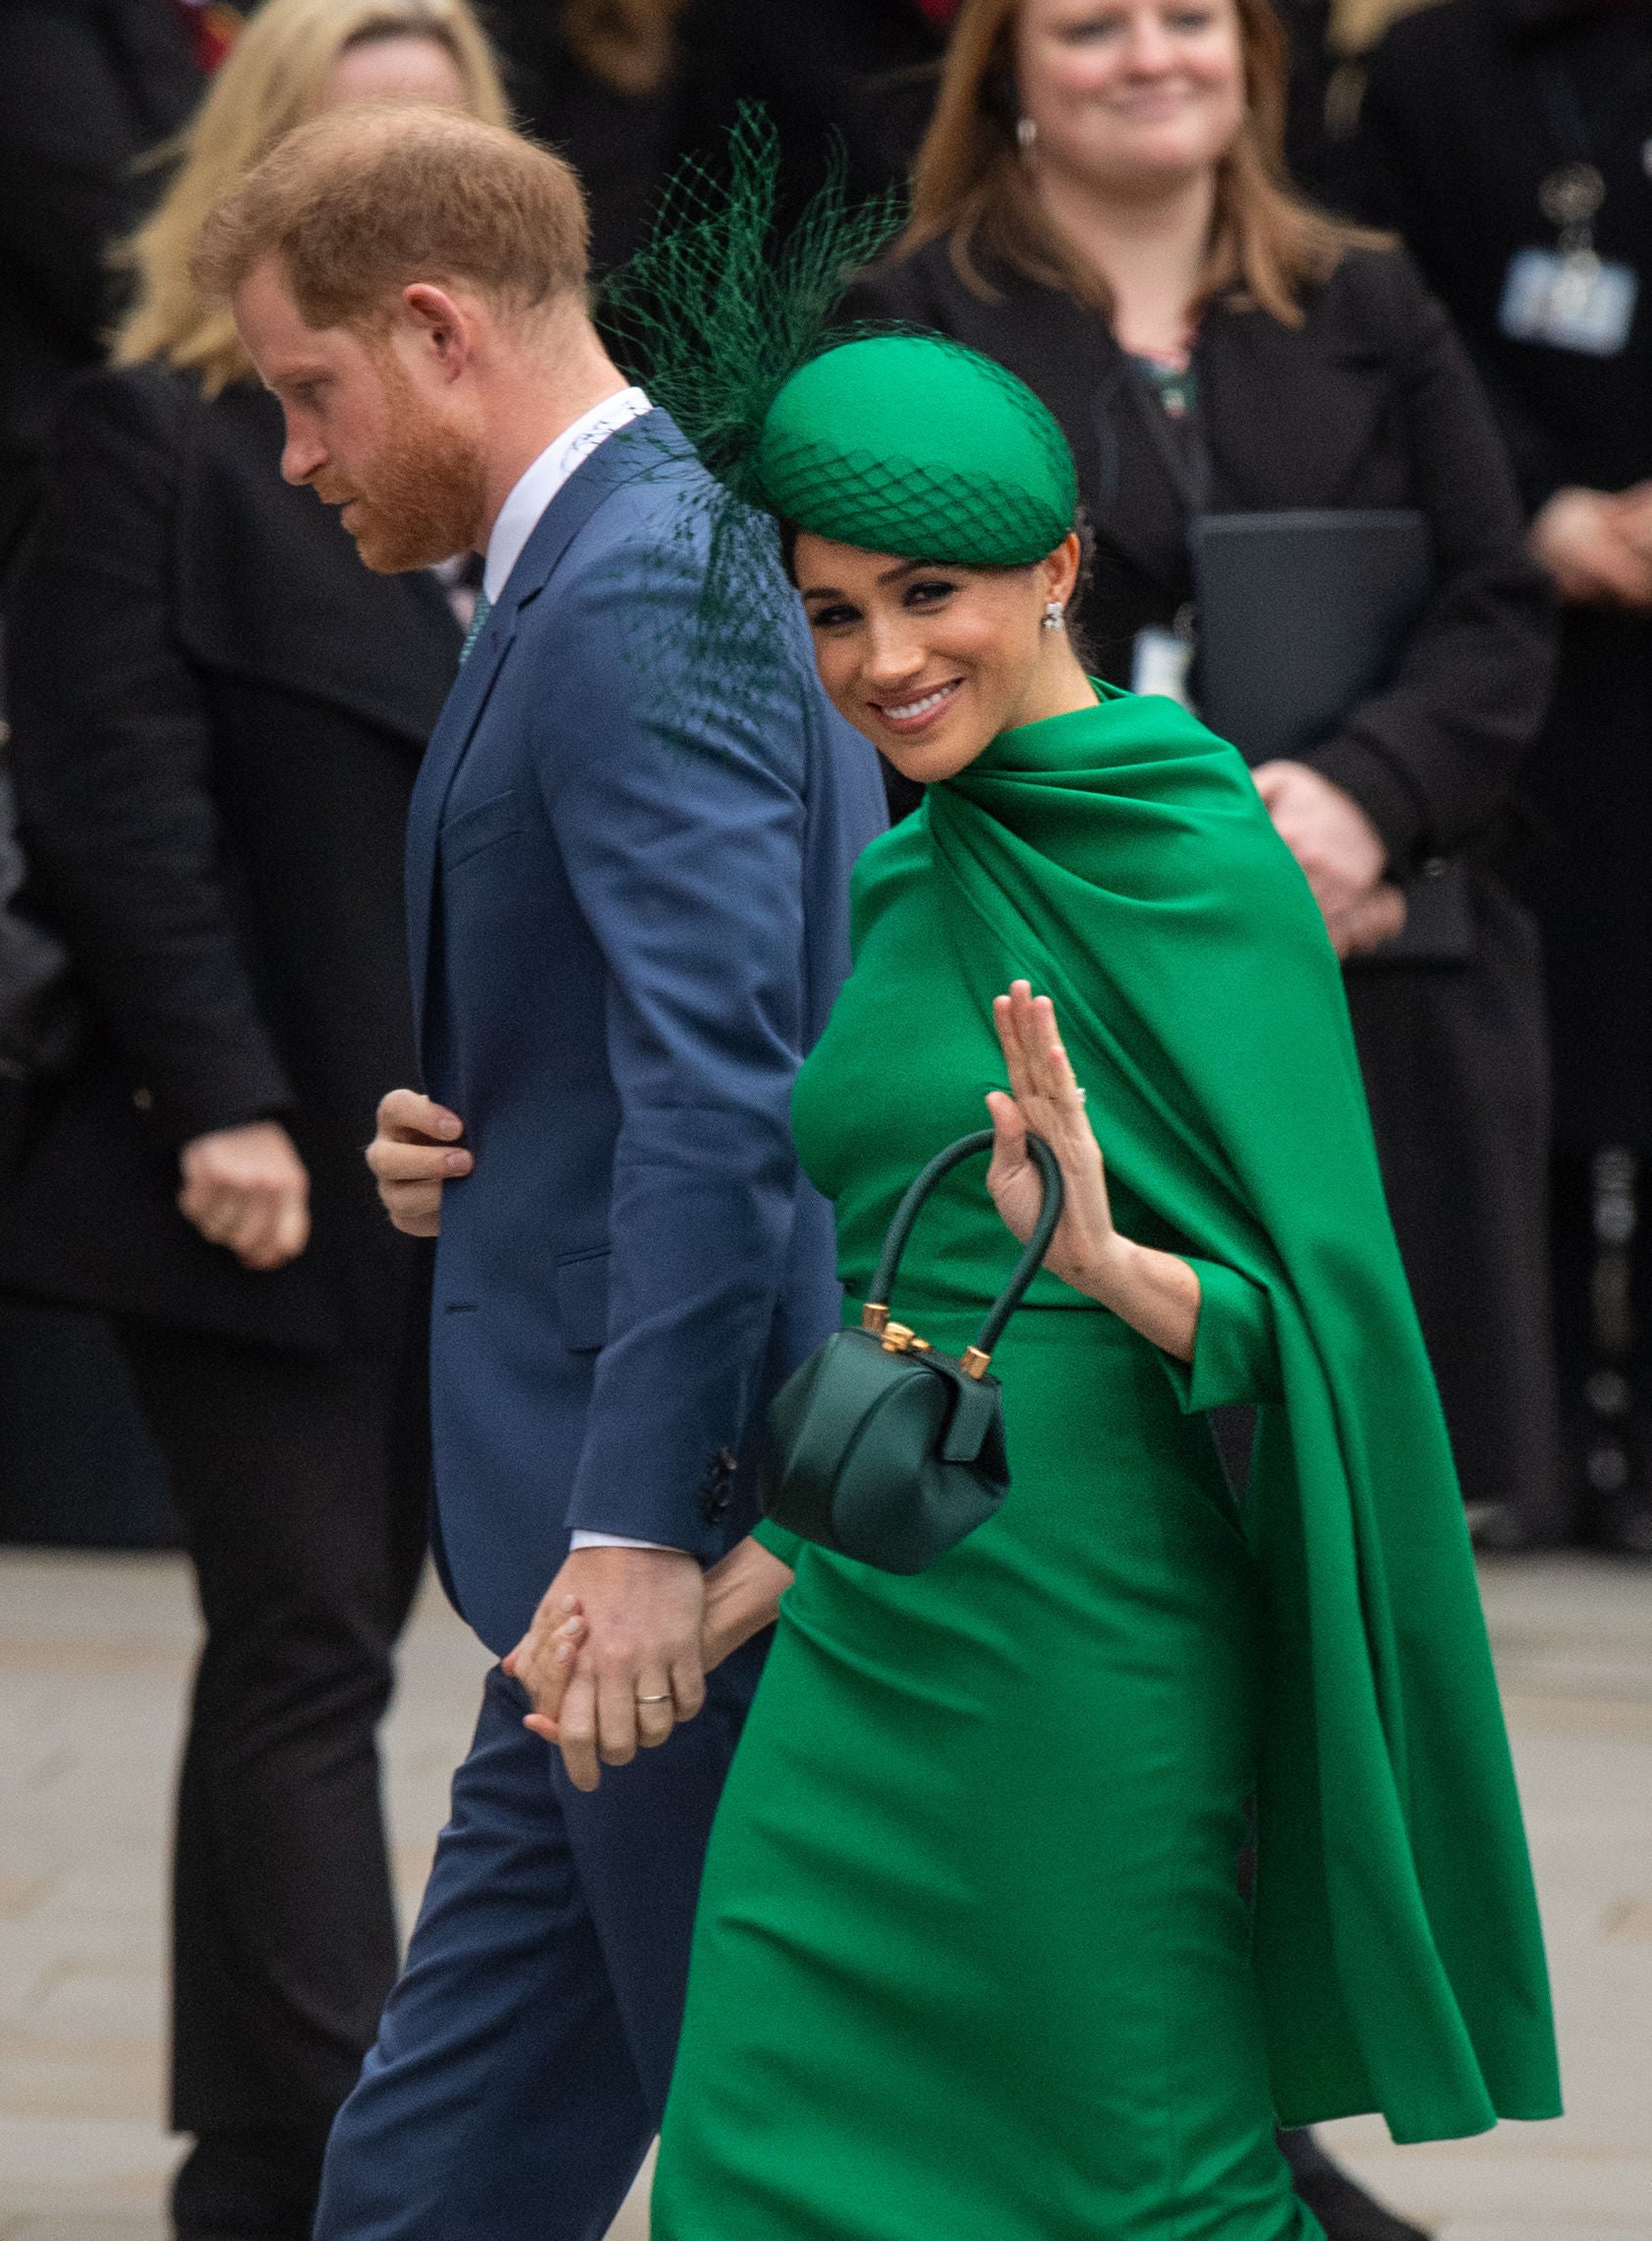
[931,686,1560,2142]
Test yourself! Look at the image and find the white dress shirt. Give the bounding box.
[481,385,651,605]
[482,385,671,1556]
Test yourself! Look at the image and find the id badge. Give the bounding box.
[1498,247,1638,356]
[1130,625,1195,708]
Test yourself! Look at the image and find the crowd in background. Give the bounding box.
[0,2,1644,2236]
[4,0,1651,1560]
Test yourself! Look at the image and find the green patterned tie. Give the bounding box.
[459,590,493,665]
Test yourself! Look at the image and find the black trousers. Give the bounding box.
[117,1316,429,2238]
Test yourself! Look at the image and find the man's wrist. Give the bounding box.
[568,1529,689,1554]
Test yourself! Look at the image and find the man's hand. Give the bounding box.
[367,1087,472,1235]
[504,1546,706,1793]
[1252,760,1390,931]
[1529,483,1652,610]
[701,1535,795,1671]
[177,1120,310,1270]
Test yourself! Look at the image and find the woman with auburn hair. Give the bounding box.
[845,0,1566,1587]
[0,5,505,2234]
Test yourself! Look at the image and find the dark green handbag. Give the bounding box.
[759,1128,1064,1573]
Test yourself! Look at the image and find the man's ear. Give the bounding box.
[400,282,474,381]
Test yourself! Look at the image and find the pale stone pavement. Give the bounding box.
[0,1549,1645,2240]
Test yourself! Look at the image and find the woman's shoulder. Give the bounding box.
[24,362,206,550]
[840,231,1042,336]
[840,234,961,329]
[1308,240,1443,358]
[52,358,204,449]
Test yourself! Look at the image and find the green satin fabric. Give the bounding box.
[915,688,1558,2139]
[653,689,1557,2241]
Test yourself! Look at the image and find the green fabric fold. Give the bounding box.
[928,684,1559,2142]
[1162,1255,1284,1414]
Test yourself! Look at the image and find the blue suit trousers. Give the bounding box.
[313,1646,761,2241]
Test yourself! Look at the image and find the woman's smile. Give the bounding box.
[870,677,966,734]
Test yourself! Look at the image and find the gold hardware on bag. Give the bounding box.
[960,1346,992,1380]
[862,1303,890,1335]
[879,1321,936,1357]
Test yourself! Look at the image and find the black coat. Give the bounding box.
[846,240,1554,870]
[479,1,684,275]
[0,364,462,1353]
[676,0,945,224]
[0,0,202,560]
[846,236,1565,1531]
[1345,0,1652,1150]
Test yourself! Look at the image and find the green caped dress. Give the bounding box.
[651,689,1560,2241]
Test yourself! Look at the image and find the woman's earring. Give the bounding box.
[1042,599,1066,632]
[1017,116,1037,155]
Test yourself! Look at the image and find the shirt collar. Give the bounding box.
[481,385,651,605]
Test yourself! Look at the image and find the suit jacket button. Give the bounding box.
[697,1445,738,1523]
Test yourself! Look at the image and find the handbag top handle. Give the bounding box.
[861,1129,1064,1379]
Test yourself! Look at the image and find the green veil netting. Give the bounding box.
[601,110,1079,709]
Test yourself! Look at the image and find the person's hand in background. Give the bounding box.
[1323,882,1408,960]
[1252,760,1404,959]
[177,1120,310,1270]
[1529,483,1652,610]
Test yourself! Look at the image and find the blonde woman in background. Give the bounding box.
[0,7,508,2235]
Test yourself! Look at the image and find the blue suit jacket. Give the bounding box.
[405,413,885,1656]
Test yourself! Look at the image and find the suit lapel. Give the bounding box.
[405,410,687,1061]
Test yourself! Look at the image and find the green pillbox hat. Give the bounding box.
[754,335,1078,569]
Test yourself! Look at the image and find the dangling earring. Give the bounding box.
[1017,116,1037,155]
[1042,598,1065,632]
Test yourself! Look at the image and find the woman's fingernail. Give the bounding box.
[444,1152,470,1172]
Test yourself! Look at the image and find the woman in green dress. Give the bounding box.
[527,319,1561,2232]
[629,332,1562,2237]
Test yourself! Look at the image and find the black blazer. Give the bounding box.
[844,240,1556,872]
[676,0,945,224]
[0,363,462,1352]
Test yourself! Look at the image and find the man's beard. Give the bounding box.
[322,360,487,574]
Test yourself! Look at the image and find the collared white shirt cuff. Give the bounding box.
[569,1529,685,1554]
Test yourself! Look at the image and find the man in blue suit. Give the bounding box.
[211,103,883,2241]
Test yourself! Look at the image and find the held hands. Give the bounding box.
[177,1120,310,1270]
[505,1536,795,1792]
[1250,760,1405,959]
[1529,482,1652,610]
[367,1087,473,1235]
[986,981,1199,1363]
[503,1545,708,1794]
